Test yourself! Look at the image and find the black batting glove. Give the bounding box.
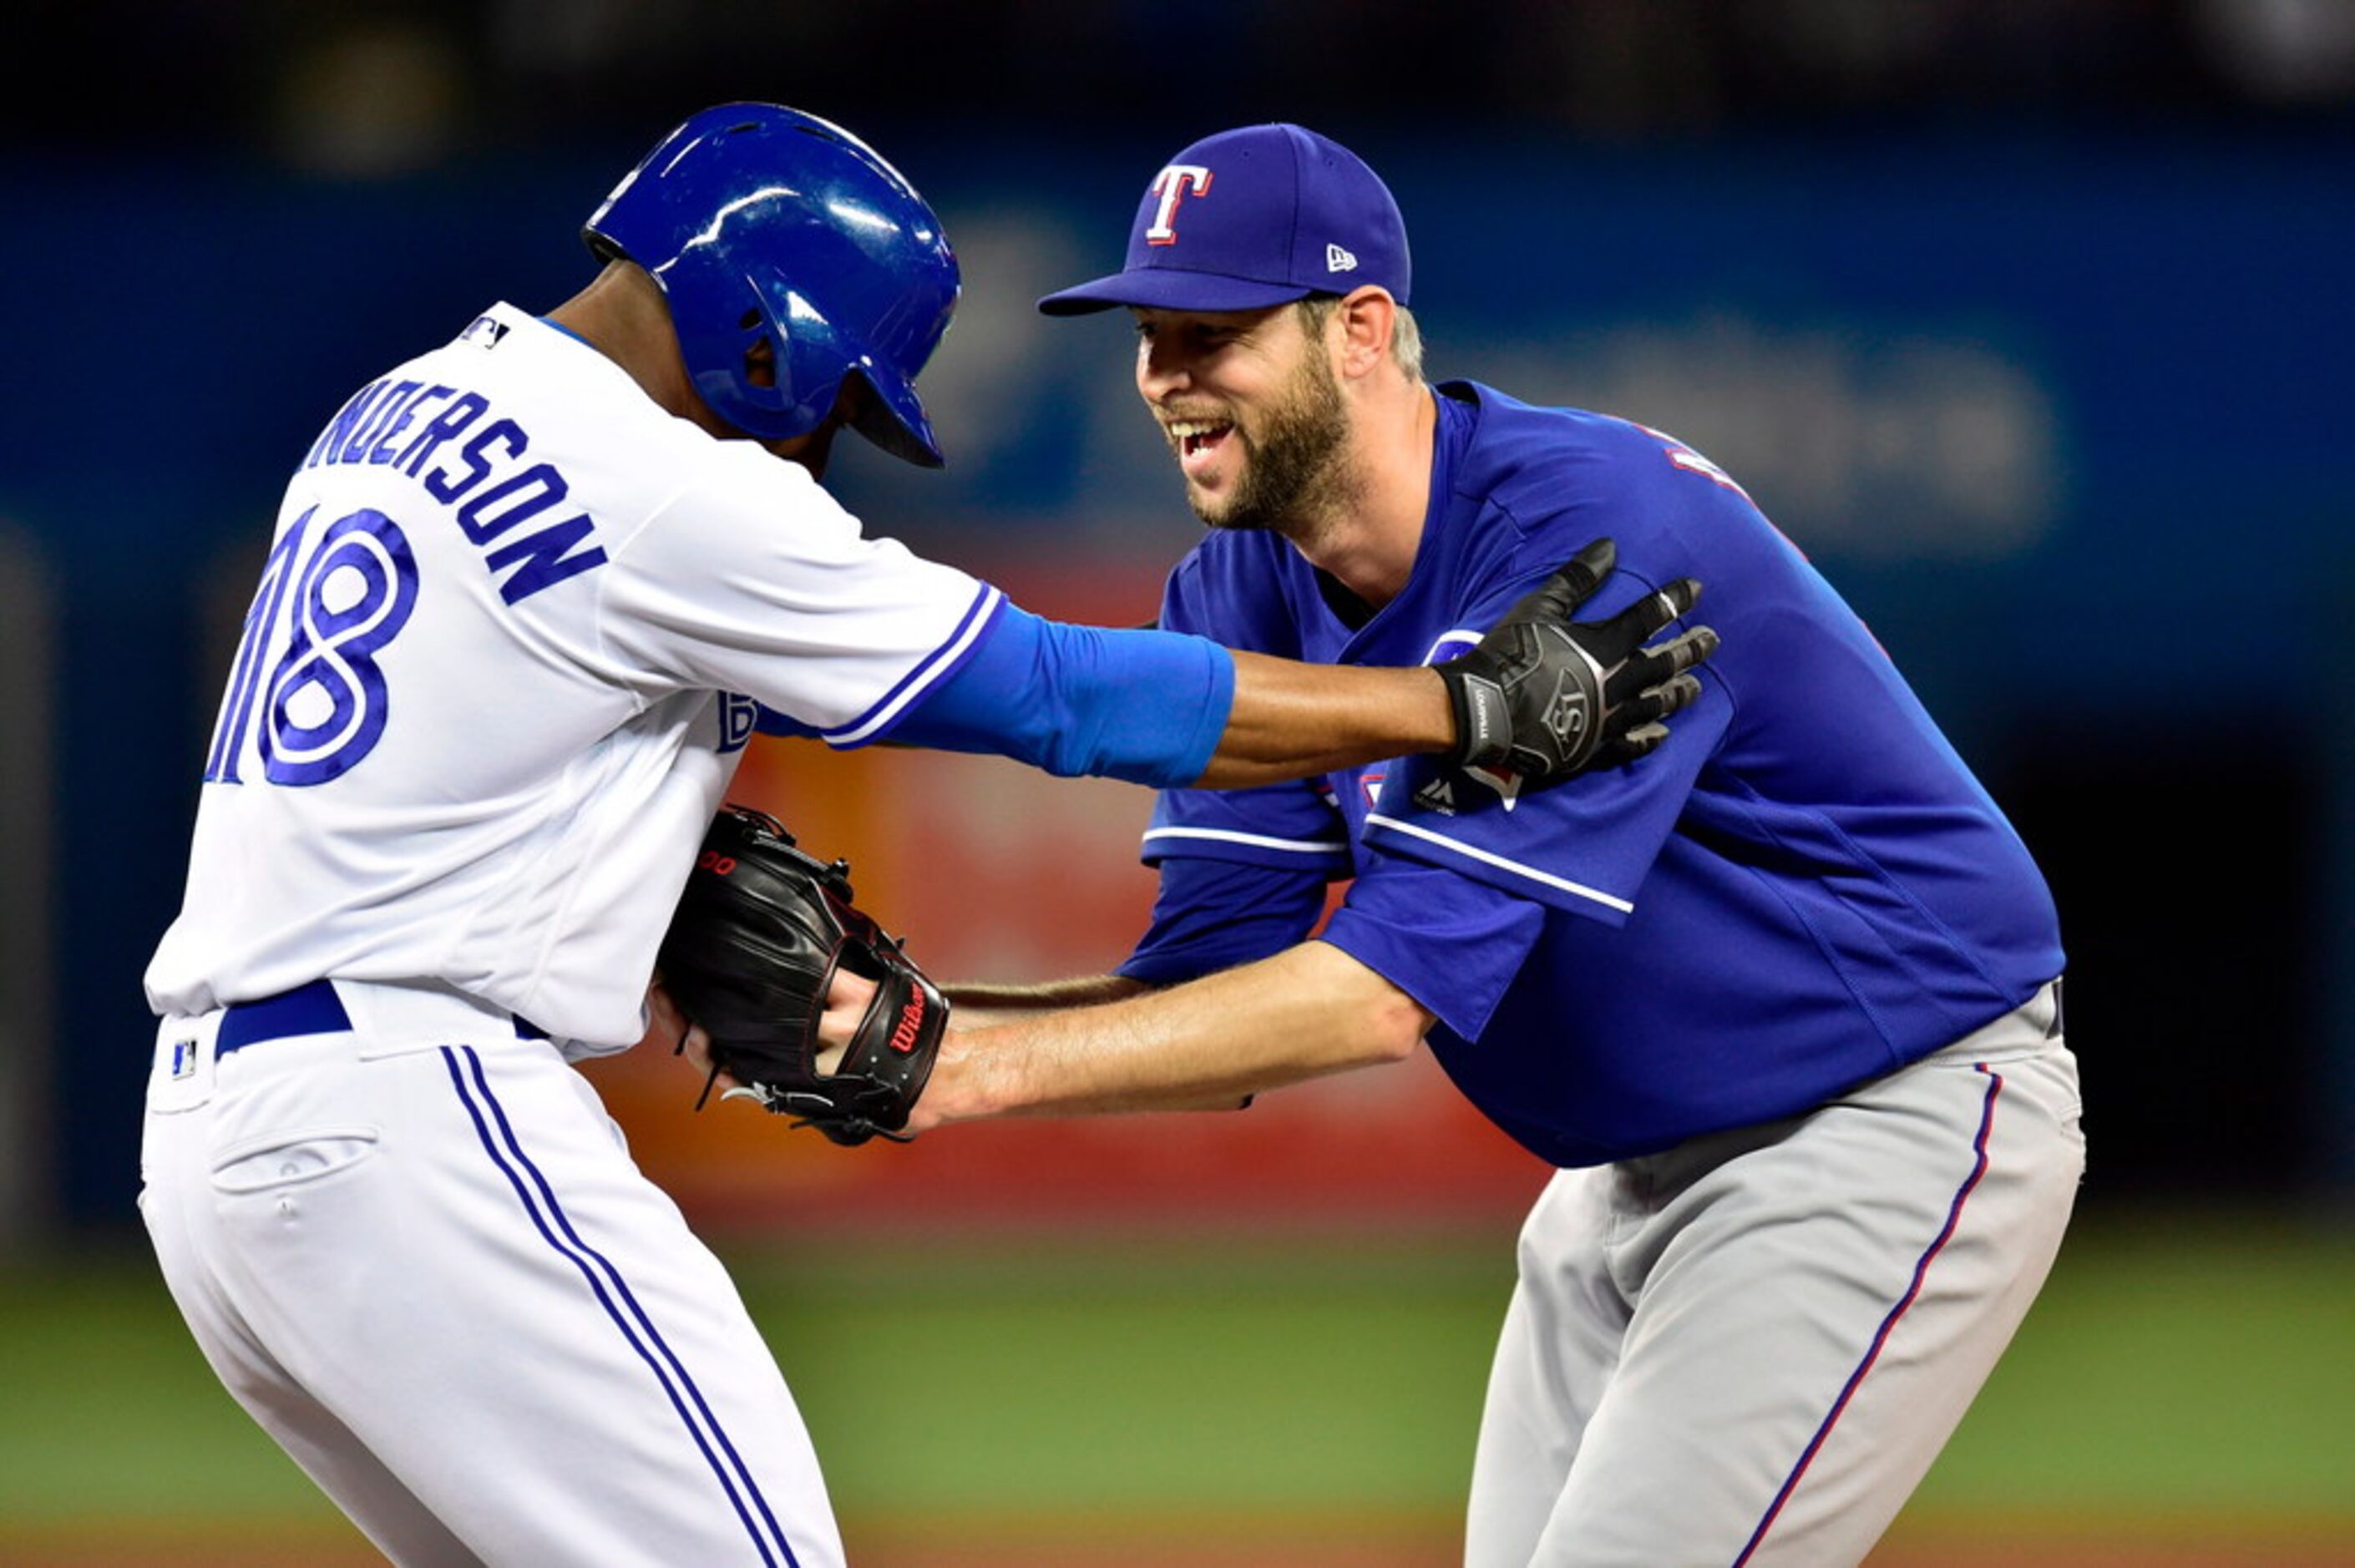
[1433,538,1718,787]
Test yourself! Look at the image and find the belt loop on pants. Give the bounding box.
[216,979,549,1056]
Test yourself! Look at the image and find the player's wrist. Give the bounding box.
[1432,655,1512,768]
[909,1037,996,1126]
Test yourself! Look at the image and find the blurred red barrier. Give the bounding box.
[580,555,1551,1236]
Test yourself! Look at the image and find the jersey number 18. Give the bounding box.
[203,506,420,787]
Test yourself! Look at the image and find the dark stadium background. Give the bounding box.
[1,3,2348,1562]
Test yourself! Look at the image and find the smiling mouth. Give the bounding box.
[1165,417,1235,470]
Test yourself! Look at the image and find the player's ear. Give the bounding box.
[1334,286,1397,381]
[760,375,870,478]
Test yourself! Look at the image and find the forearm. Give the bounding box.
[915,940,1432,1127]
[891,609,1457,791]
[945,973,1148,1028]
[1194,655,1452,788]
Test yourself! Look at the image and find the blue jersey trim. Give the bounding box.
[823,582,1006,746]
[438,1046,798,1565]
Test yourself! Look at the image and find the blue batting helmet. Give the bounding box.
[584,104,959,466]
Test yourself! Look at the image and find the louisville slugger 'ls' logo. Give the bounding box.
[1145,164,1213,245]
[1541,673,1591,750]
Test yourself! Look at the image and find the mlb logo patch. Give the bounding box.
[170,1039,200,1080]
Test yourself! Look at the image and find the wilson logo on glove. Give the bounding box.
[887,992,929,1055]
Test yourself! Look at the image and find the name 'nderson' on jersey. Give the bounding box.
[301,360,608,608]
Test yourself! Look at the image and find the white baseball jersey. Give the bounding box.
[145,303,998,1051]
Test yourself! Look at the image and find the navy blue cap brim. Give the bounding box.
[1037,268,1317,317]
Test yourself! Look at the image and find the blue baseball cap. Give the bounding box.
[1038,123,1410,316]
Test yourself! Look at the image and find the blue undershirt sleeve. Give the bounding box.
[879,603,1235,788]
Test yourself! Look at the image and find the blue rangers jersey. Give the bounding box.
[1121,382,2064,1167]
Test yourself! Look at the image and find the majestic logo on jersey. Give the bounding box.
[1144,164,1213,245]
[1412,762,1524,816]
[1325,243,1358,274]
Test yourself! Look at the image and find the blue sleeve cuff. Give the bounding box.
[1320,863,1545,1043]
[884,604,1234,787]
[1117,855,1331,984]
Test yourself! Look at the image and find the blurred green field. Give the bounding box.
[3,1209,2350,1565]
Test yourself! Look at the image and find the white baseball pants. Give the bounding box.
[140,979,843,1567]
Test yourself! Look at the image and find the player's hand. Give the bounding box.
[649,979,742,1100]
[811,967,878,1077]
[658,962,879,1113]
[1433,538,1717,785]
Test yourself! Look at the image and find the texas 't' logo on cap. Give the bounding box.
[1144,164,1213,245]
[1036,123,1412,316]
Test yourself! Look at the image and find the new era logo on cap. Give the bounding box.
[1038,123,1411,316]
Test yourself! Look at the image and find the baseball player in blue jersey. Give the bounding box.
[890,124,2084,1565]
[136,105,1713,1566]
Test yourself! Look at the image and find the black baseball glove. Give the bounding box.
[1434,537,1716,783]
[656,804,947,1146]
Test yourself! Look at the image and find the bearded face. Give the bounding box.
[1137,303,1358,537]
[1186,336,1351,534]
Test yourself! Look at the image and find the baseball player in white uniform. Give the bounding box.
[137,104,1709,1565]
